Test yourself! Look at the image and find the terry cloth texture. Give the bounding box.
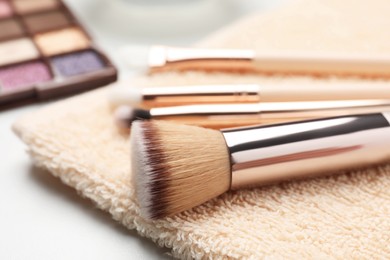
[13,0,390,258]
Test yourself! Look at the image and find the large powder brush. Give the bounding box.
[131,112,390,219]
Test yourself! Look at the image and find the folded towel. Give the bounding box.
[13,0,390,258]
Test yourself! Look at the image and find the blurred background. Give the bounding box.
[71,0,288,78]
[0,0,287,259]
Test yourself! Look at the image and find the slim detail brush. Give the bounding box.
[115,99,390,129]
[132,112,390,219]
[121,45,390,77]
[108,82,390,107]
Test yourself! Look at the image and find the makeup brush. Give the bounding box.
[115,99,390,129]
[132,112,390,219]
[121,45,390,77]
[109,82,390,107]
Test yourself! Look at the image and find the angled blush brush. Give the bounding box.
[108,82,390,108]
[121,45,390,77]
[131,112,390,219]
[115,99,390,129]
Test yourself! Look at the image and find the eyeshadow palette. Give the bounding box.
[0,0,117,108]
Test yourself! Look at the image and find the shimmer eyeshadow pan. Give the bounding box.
[13,0,59,15]
[34,27,90,56]
[0,38,39,66]
[0,0,117,108]
[52,50,105,77]
[23,10,71,33]
[0,19,24,40]
[0,61,51,90]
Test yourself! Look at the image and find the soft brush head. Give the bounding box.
[131,120,231,219]
[114,106,151,129]
[119,45,150,70]
[107,83,143,106]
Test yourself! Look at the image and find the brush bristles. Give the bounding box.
[131,121,231,219]
[119,45,150,69]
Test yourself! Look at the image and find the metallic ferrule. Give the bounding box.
[148,46,256,73]
[222,112,390,190]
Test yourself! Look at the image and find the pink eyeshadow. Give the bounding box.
[0,61,52,90]
[0,1,12,18]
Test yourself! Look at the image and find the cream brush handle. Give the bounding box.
[253,52,390,77]
[147,46,390,77]
[259,83,390,102]
[158,105,390,129]
[109,83,390,108]
[122,100,390,129]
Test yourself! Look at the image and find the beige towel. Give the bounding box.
[14,0,390,258]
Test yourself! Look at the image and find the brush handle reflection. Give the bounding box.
[222,112,390,189]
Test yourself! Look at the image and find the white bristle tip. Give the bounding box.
[107,82,143,106]
[119,45,150,69]
[114,106,134,128]
[130,121,154,219]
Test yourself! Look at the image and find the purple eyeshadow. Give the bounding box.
[0,61,51,90]
[51,50,105,77]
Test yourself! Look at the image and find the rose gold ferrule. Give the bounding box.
[141,84,261,107]
[148,46,256,73]
[221,112,390,190]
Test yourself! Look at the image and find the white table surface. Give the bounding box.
[0,0,286,259]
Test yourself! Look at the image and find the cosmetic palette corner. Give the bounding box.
[0,0,117,108]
